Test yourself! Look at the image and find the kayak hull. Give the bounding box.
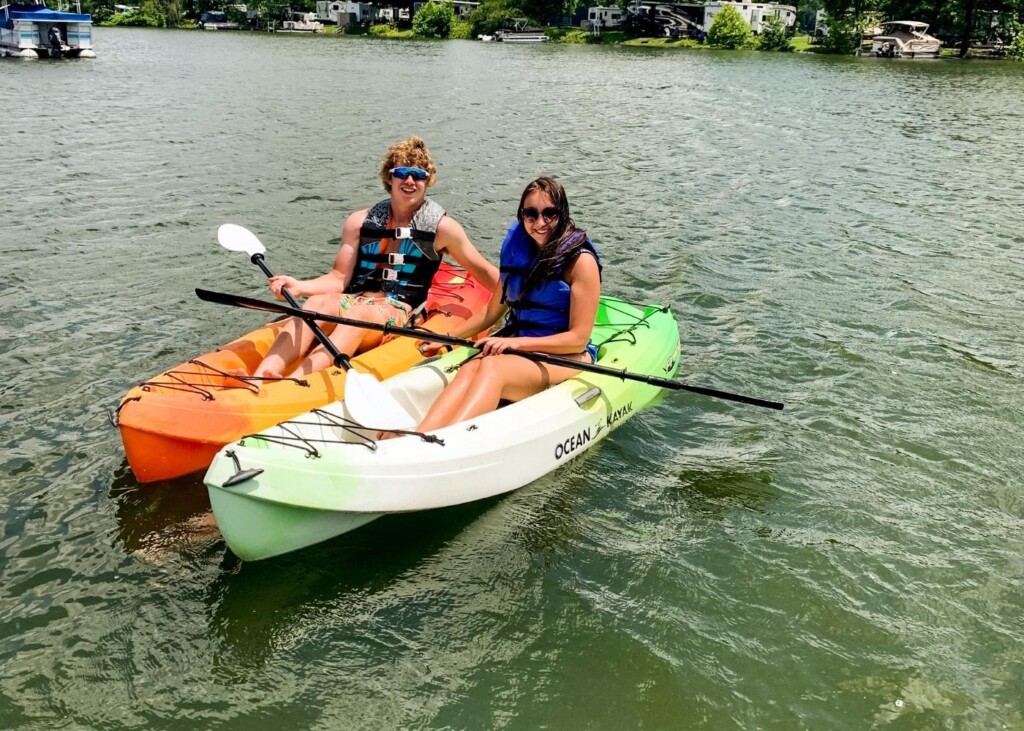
[117,263,490,482]
[204,297,681,560]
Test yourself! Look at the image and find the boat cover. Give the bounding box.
[3,4,92,22]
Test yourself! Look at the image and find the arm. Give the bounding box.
[434,216,500,294]
[477,252,601,356]
[267,210,366,300]
[419,289,508,355]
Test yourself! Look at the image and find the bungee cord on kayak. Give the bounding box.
[137,358,311,398]
[220,302,665,477]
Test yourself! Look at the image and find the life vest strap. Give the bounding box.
[359,225,436,244]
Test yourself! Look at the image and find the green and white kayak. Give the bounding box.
[203,296,681,561]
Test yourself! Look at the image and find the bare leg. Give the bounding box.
[288,298,404,377]
[246,293,341,378]
[415,353,585,433]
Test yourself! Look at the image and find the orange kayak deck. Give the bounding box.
[116,263,490,482]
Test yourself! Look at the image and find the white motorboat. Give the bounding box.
[1,0,94,58]
[870,20,941,58]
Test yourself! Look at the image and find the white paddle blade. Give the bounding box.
[345,370,418,431]
[217,224,266,257]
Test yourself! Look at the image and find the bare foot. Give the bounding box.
[254,367,285,379]
[251,354,289,380]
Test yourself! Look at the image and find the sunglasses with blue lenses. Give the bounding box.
[391,166,430,182]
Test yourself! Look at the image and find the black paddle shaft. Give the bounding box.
[197,287,785,411]
[249,253,350,369]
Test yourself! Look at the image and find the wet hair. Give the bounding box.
[516,177,591,290]
[379,136,438,191]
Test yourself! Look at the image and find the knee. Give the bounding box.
[305,293,339,312]
[449,358,482,384]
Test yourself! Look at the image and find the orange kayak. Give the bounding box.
[115,263,491,483]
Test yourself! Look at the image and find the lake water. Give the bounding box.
[2,27,1023,729]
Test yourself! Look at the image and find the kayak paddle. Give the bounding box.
[196,287,785,411]
[215,224,416,429]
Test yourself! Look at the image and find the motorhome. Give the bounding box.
[703,1,796,34]
[585,6,623,30]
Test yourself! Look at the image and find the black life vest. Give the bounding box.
[349,198,445,308]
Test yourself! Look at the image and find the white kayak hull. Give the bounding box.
[204,297,681,560]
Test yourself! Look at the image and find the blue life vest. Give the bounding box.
[349,198,445,308]
[499,220,601,354]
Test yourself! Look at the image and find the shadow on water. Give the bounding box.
[668,465,782,521]
[204,448,608,672]
[205,496,504,669]
[108,461,220,558]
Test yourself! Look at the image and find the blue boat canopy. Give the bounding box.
[4,3,92,22]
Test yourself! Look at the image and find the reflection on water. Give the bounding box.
[109,463,219,560]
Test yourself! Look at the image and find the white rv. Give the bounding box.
[315,1,373,25]
[703,1,796,34]
[585,6,623,30]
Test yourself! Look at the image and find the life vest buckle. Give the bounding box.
[387,253,405,265]
[393,227,412,240]
[381,268,399,281]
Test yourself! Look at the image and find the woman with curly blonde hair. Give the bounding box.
[248,136,498,378]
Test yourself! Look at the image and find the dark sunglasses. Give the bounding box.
[522,207,559,223]
[391,166,430,181]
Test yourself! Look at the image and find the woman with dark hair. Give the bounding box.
[410,176,602,433]
[246,135,498,378]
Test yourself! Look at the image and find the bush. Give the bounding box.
[412,0,454,38]
[759,15,792,51]
[706,4,754,49]
[368,23,412,37]
[450,19,473,39]
[101,9,162,26]
[1007,27,1024,61]
[820,16,859,54]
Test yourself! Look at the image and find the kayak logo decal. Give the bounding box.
[554,427,593,461]
[553,402,635,461]
[606,402,633,428]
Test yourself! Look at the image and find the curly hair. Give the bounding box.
[378,135,438,191]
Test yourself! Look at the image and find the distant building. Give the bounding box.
[703,1,796,33]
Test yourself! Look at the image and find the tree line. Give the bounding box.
[84,0,1024,58]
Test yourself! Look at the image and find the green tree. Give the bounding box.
[413,0,455,37]
[466,0,522,36]
[759,14,793,49]
[1007,22,1024,59]
[820,14,861,53]
[706,3,754,48]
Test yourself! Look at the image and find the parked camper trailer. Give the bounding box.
[315,0,373,25]
[703,1,796,34]
[585,6,623,30]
